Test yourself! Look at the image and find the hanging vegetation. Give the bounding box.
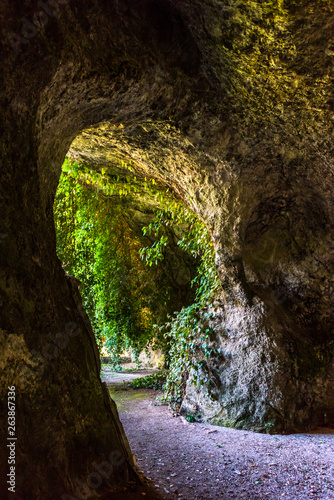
[54,158,219,390]
[54,159,174,368]
[139,203,220,406]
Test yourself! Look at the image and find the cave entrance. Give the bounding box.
[53,153,219,411]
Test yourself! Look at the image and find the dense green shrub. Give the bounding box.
[130,371,167,390]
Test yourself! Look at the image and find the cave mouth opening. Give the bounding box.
[53,153,220,409]
[2,2,334,498]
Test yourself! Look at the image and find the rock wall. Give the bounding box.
[0,0,333,497]
[181,294,334,432]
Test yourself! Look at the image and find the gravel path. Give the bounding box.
[104,368,334,500]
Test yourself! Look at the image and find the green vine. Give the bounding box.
[55,157,220,392]
[140,202,220,406]
[54,158,176,369]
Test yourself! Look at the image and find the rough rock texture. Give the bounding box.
[181,296,334,432]
[0,0,334,497]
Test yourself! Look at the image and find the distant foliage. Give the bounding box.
[130,371,167,390]
[54,158,172,368]
[140,202,220,406]
[54,158,220,393]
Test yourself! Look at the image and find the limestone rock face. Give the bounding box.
[180,295,334,432]
[0,0,334,497]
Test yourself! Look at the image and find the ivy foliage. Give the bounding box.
[54,158,220,394]
[139,202,220,406]
[54,158,179,369]
[129,371,167,390]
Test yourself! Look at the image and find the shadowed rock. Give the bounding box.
[0,0,333,497]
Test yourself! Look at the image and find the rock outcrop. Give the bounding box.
[0,0,333,497]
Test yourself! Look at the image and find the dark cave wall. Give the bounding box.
[0,118,137,499]
[0,0,333,497]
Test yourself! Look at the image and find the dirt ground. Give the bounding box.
[102,365,334,500]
